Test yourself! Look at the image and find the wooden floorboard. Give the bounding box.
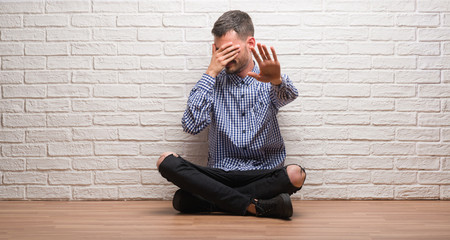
[0,201,449,240]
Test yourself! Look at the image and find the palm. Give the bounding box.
[248,43,281,84]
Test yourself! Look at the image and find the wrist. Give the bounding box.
[271,76,282,86]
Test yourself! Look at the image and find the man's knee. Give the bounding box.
[286,165,306,188]
[157,152,179,169]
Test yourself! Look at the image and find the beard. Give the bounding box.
[225,48,251,75]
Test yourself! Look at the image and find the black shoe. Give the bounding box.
[253,193,293,219]
[172,189,217,213]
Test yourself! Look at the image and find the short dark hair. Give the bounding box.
[211,10,254,40]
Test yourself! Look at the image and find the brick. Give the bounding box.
[303,14,347,26]
[398,42,440,56]
[26,158,71,170]
[371,0,415,12]
[72,43,116,56]
[48,143,93,156]
[370,28,415,41]
[26,99,70,113]
[3,114,46,127]
[3,85,45,98]
[164,43,207,56]
[46,0,90,13]
[441,186,450,200]
[397,128,439,141]
[118,128,164,141]
[372,171,416,184]
[118,99,163,112]
[0,15,22,28]
[418,0,450,12]
[73,71,117,84]
[419,172,450,185]
[2,144,46,157]
[47,29,90,41]
[118,43,162,56]
[94,113,138,126]
[119,185,177,200]
[349,99,394,111]
[323,28,368,41]
[348,157,394,170]
[302,186,348,200]
[93,0,138,12]
[140,143,183,156]
[325,0,369,11]
[73,128,117,141]
[0,43,23,56]
[1,29,45,41]
[93,85,138,98]
[25,71,70,84]
[26,129,71,142]
[348,127,394,140]
[397,13,440,26]
[141,57,185,70]
[396,99,440,112]
[348,42,393,55]
[444,100,450,111]
[444,128,450,142]
[296,84,322,97]
[95,143,139,156]
[47,57,92,70]
[47,114,92,127]
[289,156,347,170]
[165,128,207,142]
[0,100,24,113]
[93,29,136,41]
[349,14,394,26]
[325,56,371,69]
[396,186,440,199]
[419,85,450,97]
[119,157,157,170]
[72,100,116,112]
[119,72,162,84]
[0,72,24,84]
[279,113,323,127]
[186,57,210,70]
[95,171,139,184]
[73,187,118,200]
[2,57,46,70]
[302,99,347,111]
[371,143,415,155]
[326,142,370,155]
[444,158,450,170]
[419,56,450,69]
[417,143,450,156]
[395,157,440,170]
[48,85,90,98]
[0,130,24,143]
[71,15,115,27]
[184,0,228,12]
[141,85,184,98]
[0,186,24,200]
[3,172,46,185]
[163,14,207,27]
[142,170,170,185]
[27,186,71,200]
[324,171,371,184]
[139,0,182,12]
[419,113,450,126]
[302,127,348,140]
[349,70,394,83]
[140,113,181,126]
[24,15,68,27]
[0,158,25,171]
[72,157,117,170]
[186,28,213,42]
[138,28,183,41]
[49,172,91,185]
[372,113,416,126]
[324,84,370,97]
[373,57,416,69]
[95,57,140,70]
[117,15,161,27]
[347,186,394,200]
[395,70,440,84]
[164,99,188,112]
[419,28,450,41]
[325,113,370,125]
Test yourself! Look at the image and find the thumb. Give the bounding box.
[247,72,259,79]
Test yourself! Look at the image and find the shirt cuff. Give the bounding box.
[196,73,216,91]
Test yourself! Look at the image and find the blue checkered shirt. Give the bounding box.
[182,64,298,171]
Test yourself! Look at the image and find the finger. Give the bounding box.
[217,42,234,53]
[212,44,216,55]
[257,43,267,60]
[251,47,262,65]
[262,45,272,61]
[247,72,260,80]
[270,46,278,62]
[222,49,239,62]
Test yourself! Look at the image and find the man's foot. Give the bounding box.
[172,189,217,213]
[253,193,293,219]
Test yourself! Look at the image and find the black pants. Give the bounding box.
[158,154,304,216]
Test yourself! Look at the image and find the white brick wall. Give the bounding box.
[0,0,449,201]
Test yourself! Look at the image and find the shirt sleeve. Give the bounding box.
[269,74,299,109]
[181,73,215,135]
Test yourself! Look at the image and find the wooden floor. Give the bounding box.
[0,201,449,240]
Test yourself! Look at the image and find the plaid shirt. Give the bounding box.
[182,63,298,171]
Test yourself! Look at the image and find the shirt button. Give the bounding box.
[241,94,244,98]
[243,147,247,151]
[242,113,245,117]
[242,130,246,133]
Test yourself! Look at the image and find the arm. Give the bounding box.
[269,74,298,109]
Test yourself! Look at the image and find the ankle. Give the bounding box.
[246,201,257,215]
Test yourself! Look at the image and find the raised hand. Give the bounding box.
[206,42,240,78]
[248,43,282,85]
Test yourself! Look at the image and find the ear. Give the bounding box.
[246,36,256,49]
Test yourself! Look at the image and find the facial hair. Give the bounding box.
[225,46,250,75]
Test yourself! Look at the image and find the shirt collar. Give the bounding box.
[227,61,259,87]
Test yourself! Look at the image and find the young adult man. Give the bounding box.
[157,10,306,219]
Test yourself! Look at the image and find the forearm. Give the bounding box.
[269,74,298,109]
